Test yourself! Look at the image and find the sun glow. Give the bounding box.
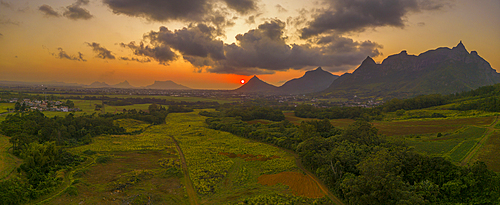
[240,79,245,84]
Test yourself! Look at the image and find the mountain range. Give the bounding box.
[234,67,339,94]
[322,41,500,98]
[235,42,500,98]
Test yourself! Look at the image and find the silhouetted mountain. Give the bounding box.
[87,81,110,88]
[112,80,135,89]
[279,67,338,94]
[145,80,191,90]
[235,76,278,93]
[324,41,500,98]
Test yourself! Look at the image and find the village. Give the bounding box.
[0,98,81,112]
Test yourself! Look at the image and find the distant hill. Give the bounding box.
[234,76,278,93]
[87,81,110,88]
[323,42,500,98]
[145,80,191,90]
[279,67,338,94]
[111,80,135,89]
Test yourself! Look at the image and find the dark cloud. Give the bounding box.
[103,0,212,22]
[206,10,237,36]
[223,0,258,14]
[301,0,451,38]
[39,5,61,17]
[119,57,152,63]
[417,22,425,26]
[53,48,87,61]
[64,4,93,20]
[0,33,3,36]
[0,17,20,26]
[275,4,287,13]
[120,41,177,65]
[1,0,11,8]
[123,20,382,75]
[87,42,116,59]
[76,0,90,6]
[123,24,225,65]
[207,20,382,75]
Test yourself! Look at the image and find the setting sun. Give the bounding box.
[240,79,245,84]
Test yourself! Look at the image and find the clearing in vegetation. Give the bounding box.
[0,135,21,180]
[258,171,325,198]
[405,126,487,162]
[374,116,494,136]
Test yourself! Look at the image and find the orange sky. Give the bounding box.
[0,0,499,89]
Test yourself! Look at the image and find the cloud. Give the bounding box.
[1,0,11,8]
[87,42,116,59]
[119,57,152,63]
[223,0,258,14]
[0,16,20,26]
[39,5,61,17]
[64,4,93,20]
[209,20,383,75]
[120,41,177,65]
[123,20,382,75]
[301,0,451,38]
[53,48,87,61]
[123,24,225,65]
[275,4,287,13]
[103,0,212,22]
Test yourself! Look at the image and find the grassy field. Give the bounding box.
[50,118,187,204]
[374,116,494,136]
[55,94,236,104]
[0,135,21,180]
[162,111,328,204]
[49,111,332,204]
[0,103,14,113]
[405,126,487,162]
[475,131,500,172]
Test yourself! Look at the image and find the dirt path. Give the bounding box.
[461,115,499,166]
[169,136,199,205]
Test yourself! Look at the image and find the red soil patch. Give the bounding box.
[218,152,280,161]
[258,171,325,198]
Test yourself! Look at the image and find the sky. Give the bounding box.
[0,0,499,89]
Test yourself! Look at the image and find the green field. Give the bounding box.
[476,131,500,172]
[374,116,494,136]
[406,126,487,162]
[0,103,14,113]
[49,111,332,204]
[55,94,236,104]
[0,135,21,180]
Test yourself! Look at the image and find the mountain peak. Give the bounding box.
[453,41,467,52]
[315,67,324,71]
[361,56,376,66]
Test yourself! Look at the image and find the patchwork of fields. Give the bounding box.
[46,112,333,204]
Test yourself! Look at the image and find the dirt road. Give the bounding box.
[170,136,199,205]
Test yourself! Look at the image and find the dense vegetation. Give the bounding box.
[205,111,500,204]
[201,102,286,121]
[294,104,382,121]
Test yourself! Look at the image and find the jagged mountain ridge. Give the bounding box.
[323,41,500,98]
